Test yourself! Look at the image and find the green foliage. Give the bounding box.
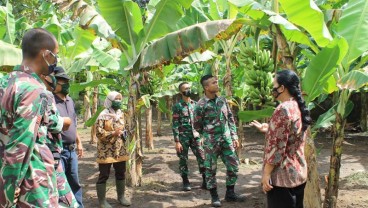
[138,19,243,71]
[312,101,354,130]
[238,108,274,122]
[157,97,170,113]
[338,70,368,91]
[302,37,348,103]
[0,40,21,66]
[335,0,368,67]
[0,1,15,44]
[85,107,104,127]
[2,0,40,21]
[278,0,332,47]
[70,78,117,94]
[97,0,143,57]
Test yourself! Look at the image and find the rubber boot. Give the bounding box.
[182,175,191,191]
[201,173,207,190]
[116,180,131,206]
[96,183,112,208]
[225,185,246,202]
[210,188,221,207]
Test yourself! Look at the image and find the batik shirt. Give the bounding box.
[96,109,129,164]
[172,99,199,142]
[0,65,64,207]
[264,100,307,188]
[193,96,238,143]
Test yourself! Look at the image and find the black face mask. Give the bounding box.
[182,90,191,97]
[47,62,57,75]
[45,75,57,91]
[272,86,283,99]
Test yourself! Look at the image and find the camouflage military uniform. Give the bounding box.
[0,65,77,207]
[172,99,205,177]
[44,92,78,207]
[193,96,239,189]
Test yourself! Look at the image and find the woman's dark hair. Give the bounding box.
[276,70,312,131]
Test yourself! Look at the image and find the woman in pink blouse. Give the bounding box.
[251,70,312,208]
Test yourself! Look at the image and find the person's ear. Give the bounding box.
[279,85,286,93]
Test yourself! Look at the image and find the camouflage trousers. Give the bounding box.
[56,161,79,208]
[204,138,239,189]
[177,136,205,177]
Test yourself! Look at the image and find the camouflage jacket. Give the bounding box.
[172,99,199,142]
[193,96,238,142]
[0,65,65,207]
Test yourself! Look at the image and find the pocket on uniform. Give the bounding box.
[221,107,228,120]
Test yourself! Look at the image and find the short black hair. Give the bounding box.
[178,82,189,91]
[21,28,56,59]
[200,74,214,88]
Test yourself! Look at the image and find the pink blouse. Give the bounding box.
[264,100,307,188]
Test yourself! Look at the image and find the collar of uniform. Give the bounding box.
[14,65,44,86]
[204,95,218,103]
[54,94,70,103]
[180,98,194,105]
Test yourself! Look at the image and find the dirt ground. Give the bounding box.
[78,121,368,208]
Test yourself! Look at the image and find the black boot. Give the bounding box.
[210,188,221,207]
[182,175,191,191]
[225,185,245,202]
[201,173,207,190]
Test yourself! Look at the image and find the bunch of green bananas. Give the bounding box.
[254,49,274,73]
[248,85,275,107]
[237,42,273,73]
[244,71,275,107]
[244,70,271,87]
[237,41,257,66]
[237,41,275,107]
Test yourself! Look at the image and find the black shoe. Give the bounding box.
[201,173,207,190]
[182,176,191,191]
[225,185,245,202]
[210,188,221,207]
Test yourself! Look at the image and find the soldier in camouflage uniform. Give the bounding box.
[0,28,77,207]
[193,75,244,207]
[172,82,205,191]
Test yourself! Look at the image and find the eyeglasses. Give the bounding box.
[44,50,58,66]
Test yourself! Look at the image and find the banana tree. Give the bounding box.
[60,0,245,186]
[229,1,337,207]
[291,0,368,206]
[275,0,368,206]
[232,80,249,158]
